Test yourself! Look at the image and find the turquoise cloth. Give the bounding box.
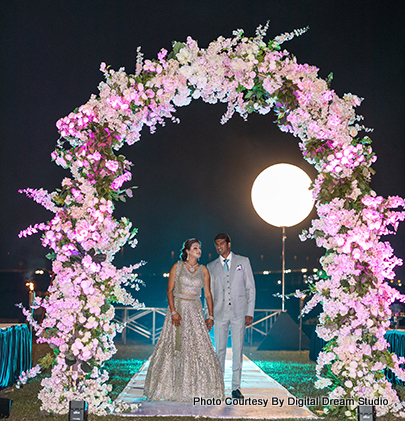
[0,324,32,387]
[385,330,405,385]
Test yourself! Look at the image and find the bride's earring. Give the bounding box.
[186,253,190,261]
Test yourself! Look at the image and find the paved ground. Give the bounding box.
[116,349,318,419]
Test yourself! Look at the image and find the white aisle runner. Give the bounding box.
[115,349,317,419]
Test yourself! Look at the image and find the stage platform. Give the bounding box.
[115,348,318,419]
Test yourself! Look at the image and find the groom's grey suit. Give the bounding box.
[207,252,255,391]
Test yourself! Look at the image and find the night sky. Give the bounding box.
[1,1,404,311]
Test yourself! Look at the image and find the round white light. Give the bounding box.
[251,163,314,227]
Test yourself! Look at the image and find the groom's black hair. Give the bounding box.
[214,233,231,244]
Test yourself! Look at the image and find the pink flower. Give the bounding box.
[105,160,119,172]
[80,280,95,295]
[71,339,84,355]
[92,152,102,161]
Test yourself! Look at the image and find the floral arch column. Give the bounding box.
[20,23,405,417]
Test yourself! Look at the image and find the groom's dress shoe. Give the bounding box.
[232,389,244,399]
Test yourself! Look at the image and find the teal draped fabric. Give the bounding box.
[0,324,32,387]
[385,330,405,385]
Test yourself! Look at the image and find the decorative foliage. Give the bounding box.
[19,22,405,417]
[16,365,42,389]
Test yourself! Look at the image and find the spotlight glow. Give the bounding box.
[251,163,314,227]
[25,282,35,291]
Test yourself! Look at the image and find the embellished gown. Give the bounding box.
[143,261,225,401]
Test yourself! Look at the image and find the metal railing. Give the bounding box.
[114,307,167,344]
[114,306,283,345]
[245,309,283,345]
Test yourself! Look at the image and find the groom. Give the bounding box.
[207,233,256,399]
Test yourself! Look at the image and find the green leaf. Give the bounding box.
[76,243,85,255]
[39,353,56,369]
[167,42,186,60]
[69,255,82,263]
[101,303,111,314]
[92,253,106,264]
[46,252,57,261]
[80,361,92,373]
[326,72,333,88]
[65,354,77,366]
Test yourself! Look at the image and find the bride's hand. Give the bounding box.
[172,312,181,327]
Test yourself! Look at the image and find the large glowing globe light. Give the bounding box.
[251,163,314,227]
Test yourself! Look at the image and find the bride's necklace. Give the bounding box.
[185,261,199,272]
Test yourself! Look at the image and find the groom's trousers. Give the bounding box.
[214,304,246,391]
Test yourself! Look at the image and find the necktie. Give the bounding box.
[223,258,229,273]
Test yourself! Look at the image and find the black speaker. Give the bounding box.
[69,401,88,421]
[0,398,11,419]
[358,405,375,421]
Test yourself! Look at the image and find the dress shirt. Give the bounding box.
[220,252,233,270]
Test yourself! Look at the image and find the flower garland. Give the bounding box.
[19,146,144,414]
[20,22,405,417]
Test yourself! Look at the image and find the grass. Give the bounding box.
[1,341,404,420]
[254,360,320,399]
[104,359,144,401]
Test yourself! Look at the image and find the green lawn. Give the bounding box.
[0,341,403,420]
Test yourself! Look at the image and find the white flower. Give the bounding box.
[315,377,332,389]
[344,380,353,388]
[349,126,358,137]
[179,65,194,78]
[176,47,193,64]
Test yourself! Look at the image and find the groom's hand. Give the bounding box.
[245,315,253,326]
[205,319,214,331]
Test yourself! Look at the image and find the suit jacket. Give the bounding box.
[207,253,256,321]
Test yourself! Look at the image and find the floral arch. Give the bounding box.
[19,23,405,417]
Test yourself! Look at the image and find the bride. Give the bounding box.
[143,238,224,401]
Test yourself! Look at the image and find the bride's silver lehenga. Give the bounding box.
[143,262,224,401]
